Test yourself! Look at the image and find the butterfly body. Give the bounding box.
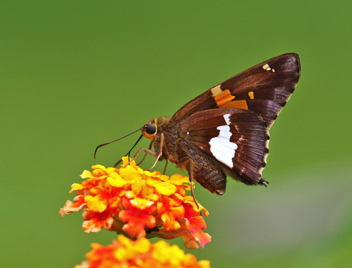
[124,53,300,195]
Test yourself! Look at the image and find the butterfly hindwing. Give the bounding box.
[180,108,269,186]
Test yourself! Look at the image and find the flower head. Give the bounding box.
[60,157,211,248]
[75,235,210,268]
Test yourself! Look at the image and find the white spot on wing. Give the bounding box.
[262,64,269,70]
[262,63,275,72]
[224,114,231,125]
[209,114,237,168]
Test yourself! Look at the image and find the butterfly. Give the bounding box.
[95,53,301,197]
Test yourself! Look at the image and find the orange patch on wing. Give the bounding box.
[219,100,248,110]
[214,89,235,107]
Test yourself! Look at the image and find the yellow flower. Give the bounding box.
[60,157,211,248]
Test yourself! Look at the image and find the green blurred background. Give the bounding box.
[1,1,351,267]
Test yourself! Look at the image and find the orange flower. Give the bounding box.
[60,157,211,249]
[75,235,210,268]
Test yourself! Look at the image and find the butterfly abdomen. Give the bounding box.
[184,146,227,195]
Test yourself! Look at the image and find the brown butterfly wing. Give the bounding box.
[179,108,268,188]
[170,53,301,129]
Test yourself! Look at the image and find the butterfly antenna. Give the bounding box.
[94,127,143,159]
[137,140,154,166]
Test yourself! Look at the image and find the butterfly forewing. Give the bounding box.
[170,53,300,129]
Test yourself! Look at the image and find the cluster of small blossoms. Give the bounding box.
[60,157,211,249]
[75,235,210,268]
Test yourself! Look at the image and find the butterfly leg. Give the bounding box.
[188,161,199,208]
[136,141,154,166]
[122,148,158,168]
[163,160,169,175]
[145,133,164,170]
[123,133,164,170]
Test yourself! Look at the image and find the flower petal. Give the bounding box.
[147,179,177,196]
[84,195,107,212]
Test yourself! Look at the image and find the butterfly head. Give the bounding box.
[142,119,158,140]
[142,117,171,140]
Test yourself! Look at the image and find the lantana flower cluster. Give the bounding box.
[60,157,211,249]
[75,235,210,268]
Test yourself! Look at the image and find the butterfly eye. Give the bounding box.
[146,124,157,135]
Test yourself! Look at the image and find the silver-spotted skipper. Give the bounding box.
[96,53,301,197]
